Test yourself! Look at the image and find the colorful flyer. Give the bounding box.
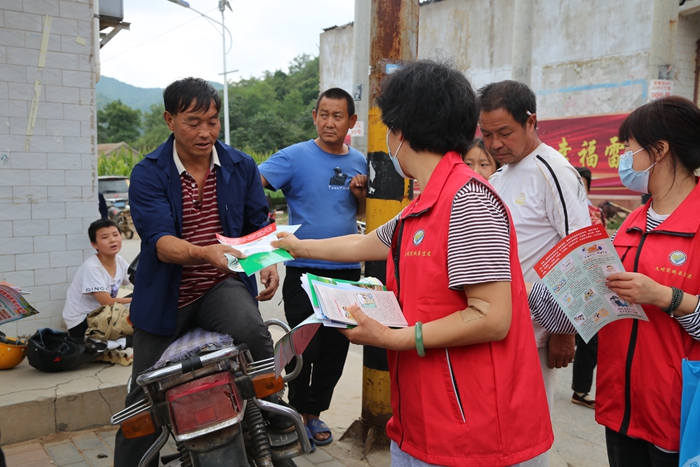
[534,224,648,342]
[219,224,300,275]
[0,285,39,326]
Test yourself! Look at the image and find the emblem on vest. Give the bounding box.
[515,192,526,205]
[413,229,425,246]
[669,250,687,266]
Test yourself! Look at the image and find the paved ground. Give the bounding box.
[1,236,609,466]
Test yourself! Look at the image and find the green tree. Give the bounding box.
[97,100,142,144]
[224,54,320,153]
[97,147,141,176]
[137,103,171,150]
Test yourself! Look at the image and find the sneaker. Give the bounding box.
[571,392,595,409]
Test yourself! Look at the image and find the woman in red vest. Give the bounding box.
[599,95,700,466]
[274,60,553,466]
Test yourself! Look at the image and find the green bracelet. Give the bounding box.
[661,286,684,317]
[415,322,426,357]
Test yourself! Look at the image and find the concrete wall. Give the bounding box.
[418,0,515,91]
[532,0,652,117]
[675,11,700,102]
[0,0,99,338]
[320,23,354,94]
[320,0,697,118]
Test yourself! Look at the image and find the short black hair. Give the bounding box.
[163,77,221,116]
[478,80,536,127]
[575,166,592,191]
[376,59,479,155]
[315,87,355,117]
[619,95,700,176]
[88,219,119,243]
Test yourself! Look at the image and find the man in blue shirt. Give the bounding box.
[259,88,367,447]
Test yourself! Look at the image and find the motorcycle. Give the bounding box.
[107,199,135,239]
[110,320,311,467]
[115,205,135,240]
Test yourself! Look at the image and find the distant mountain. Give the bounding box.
[96,76,224,114]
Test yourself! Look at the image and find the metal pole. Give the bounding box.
[220,1,230,145]
[511,0,534,86]
[351,0,371,156]
[340,0,419,457]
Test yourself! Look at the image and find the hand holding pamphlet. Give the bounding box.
[534,224,648,342]
[302,273,407,328]
[273,274,406,376]
[217,224,300,275]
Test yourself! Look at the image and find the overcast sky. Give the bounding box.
[100,0,355,89]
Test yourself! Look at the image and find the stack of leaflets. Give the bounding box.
[302,273,407,328]
[273,274,406,376]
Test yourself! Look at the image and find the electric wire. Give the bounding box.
[101,8,221,63]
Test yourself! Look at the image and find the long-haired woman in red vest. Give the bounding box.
[599,95,700,466]
[274,59,553,466]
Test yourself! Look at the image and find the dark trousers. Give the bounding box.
[67,319,88,340]
[572,333,598,394]
[606,428,679,467]
[283,266,360,416]
[113,277,273,467]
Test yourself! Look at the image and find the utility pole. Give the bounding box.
[351,0,371,156]
[511,0,534,86]
[340,0,419,458]
[220,0,230,145]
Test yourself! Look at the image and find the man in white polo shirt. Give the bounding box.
[479,80,591,467]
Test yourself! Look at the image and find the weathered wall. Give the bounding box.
[0,0,99,337]
[320,23,354,94]
[532,0,652,117]
[675,11,700,101]
[418,0,514,90]
[321,0,698,118]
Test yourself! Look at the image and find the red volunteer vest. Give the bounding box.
[597,178,700,451]
[384,152,553,466]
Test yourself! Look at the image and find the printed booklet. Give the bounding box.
[534,224,648,342]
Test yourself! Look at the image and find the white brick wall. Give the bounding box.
[0,0,98,338]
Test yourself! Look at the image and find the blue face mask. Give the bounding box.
[618,147,656,193]
[386,129,408,179]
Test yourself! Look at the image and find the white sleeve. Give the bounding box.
[117,255,131,286]
[79,260,109,294]
[543,163,591,237]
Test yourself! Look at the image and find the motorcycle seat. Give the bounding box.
[148,328,234,371]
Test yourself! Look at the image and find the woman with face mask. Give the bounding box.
[597,95,700,467]
[273,60,553,467]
